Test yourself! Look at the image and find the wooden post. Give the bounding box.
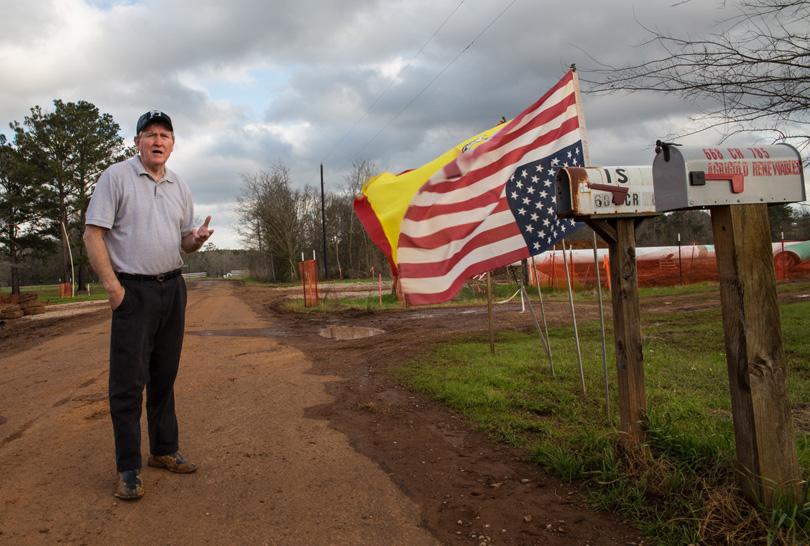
[710,204,801,506]
[588,218,647,445]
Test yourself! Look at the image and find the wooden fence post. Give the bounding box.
[710,203,801,506]
[589,218,647,445]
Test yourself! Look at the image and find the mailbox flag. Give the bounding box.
[397,70,587,306]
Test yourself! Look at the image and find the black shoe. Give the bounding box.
[114,469,144,500]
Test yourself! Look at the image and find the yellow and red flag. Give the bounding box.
[353,120,507,273]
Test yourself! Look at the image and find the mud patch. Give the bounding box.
[1,420,34,447]
[73,393,107,403]
[188,328,289,338]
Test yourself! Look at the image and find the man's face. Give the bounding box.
[134,122,174,174]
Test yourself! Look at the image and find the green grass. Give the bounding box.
[285,278,758,312]
[396,295,810,545]
[1,283,110,305]
[1,276,219,305]
[283,291,404,312]
[238,277,300,288]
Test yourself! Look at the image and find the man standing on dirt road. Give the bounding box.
[83,110,213,500]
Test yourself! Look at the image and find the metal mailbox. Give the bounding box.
[652,142,805,212]
[556,166,657,218]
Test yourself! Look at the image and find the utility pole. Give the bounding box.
[320,163,329,279]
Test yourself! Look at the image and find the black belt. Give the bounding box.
[116,268,183,282]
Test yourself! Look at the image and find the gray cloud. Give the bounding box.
[0,0,779,248]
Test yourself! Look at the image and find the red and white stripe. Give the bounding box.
[397,71,583,306]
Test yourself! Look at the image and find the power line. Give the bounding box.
[320,0,467,168]
[336,0,520,175]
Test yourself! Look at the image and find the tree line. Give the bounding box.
[232,158,810,285]
[233,159,389,282]
[0,100,133,294]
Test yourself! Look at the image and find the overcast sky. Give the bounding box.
[1,0,802,249]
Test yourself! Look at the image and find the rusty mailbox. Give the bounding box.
[556,166,658,218]
[652,142,806,212]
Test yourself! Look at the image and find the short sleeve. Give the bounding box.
[86,169,117,229]
[178,179,195,238]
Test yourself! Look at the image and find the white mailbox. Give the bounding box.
[556,166,658,218]
[652,142,805,212]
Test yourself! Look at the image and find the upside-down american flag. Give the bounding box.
[396,70,587,306]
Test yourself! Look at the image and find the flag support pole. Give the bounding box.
[487,271,495,354]
[587,217,647,446]
[593,232,610,421]
[521,284,552,373]
[562,240,586,395]
[570,65,591,166]
[531,256,554,376]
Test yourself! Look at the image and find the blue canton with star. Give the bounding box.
[505,141,585,255]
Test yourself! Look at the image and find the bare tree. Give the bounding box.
[342,159,387,277]
[234,158,388,282]
[584,0,809,160]
[234,161,311,282]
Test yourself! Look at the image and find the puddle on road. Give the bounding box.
[188,328,289,338]
[319,326,385,340]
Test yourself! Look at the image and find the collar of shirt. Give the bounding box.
[133,155,177,184]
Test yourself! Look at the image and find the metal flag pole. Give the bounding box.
[487,271,495,354]
[593,232,610,421]
[531,256,554,375]
[521,285,552,374]
[562,239,586,395]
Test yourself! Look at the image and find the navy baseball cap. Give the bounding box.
[136,110,173,134]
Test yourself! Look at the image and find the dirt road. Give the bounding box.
[0,280,647,545]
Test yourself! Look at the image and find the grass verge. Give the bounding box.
[0,276,220,306]
[396,291,810,545]
[1,283,109,305]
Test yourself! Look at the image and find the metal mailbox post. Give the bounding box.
[653,141,805,507]
[556,166,661,446]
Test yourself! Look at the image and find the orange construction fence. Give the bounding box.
[527,241,810,290]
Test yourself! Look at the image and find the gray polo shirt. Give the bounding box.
[86,156,195,275]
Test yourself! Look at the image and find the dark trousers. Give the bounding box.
[109,276,187,471]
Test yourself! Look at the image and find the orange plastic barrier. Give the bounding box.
[298,260,319,307]
[527,243,810,290]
